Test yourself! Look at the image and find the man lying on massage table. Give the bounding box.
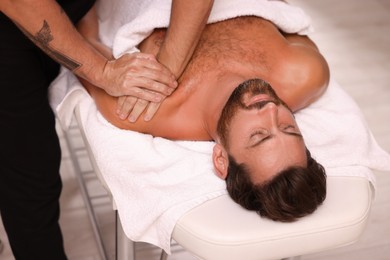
[77,5,329,222]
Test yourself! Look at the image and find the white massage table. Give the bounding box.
[63,103,374,260]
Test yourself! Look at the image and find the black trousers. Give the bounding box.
[0,2,95,259]
[0,38,67,259]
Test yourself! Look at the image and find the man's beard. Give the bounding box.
[216,78,289,148]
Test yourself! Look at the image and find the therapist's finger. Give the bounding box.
[120,84,166,103]
[128,99,150,123]
[123,53,178,94]
[116,96,137,120]
[139,72,178,96]
[124,77,175,99]
[134,53,177,86]
[103,52,177,97]
[143,102,162,121]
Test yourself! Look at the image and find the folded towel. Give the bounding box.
[48,0,390,254]
[293,78,390,189]
[295,78,390,184]
[96,0,314,58]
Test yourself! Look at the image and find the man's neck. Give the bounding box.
[201,72,248,141]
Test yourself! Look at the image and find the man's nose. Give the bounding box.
[260,102,279,128]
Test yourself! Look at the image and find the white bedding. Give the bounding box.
[49,0,390,254]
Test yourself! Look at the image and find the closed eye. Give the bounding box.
[249,130,268,139]
[282,125,295,131]
[248,131,272,148]
[282,125,302,136]
[247,126,303,149]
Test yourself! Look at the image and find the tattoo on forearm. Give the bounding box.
[16,20,81,71]
[36,20,53,44]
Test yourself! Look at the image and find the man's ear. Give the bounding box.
[212,143,229,180]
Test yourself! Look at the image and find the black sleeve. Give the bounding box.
[57,0,96,25]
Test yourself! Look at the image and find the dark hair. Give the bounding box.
[225,149,326,222]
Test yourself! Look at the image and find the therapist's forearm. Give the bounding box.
[0,0,107,85]
[157,0,214,78]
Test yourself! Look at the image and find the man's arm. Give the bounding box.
[0,0,176,101]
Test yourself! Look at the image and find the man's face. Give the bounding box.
[216,79,307,183]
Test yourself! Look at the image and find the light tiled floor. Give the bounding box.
[1,0,389,259]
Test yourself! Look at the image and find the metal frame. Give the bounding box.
[63,115,168,260]
[63,118,110,260]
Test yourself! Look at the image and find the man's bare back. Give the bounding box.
[84,16,329,140]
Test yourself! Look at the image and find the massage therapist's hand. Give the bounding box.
[103,52,177,122]
[101,52,177,100]
[106,52,176,122]
[117,95,163,122]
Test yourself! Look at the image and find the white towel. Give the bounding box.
[96,0,314,58]
[295,78,390,185]
[48,0,390,254]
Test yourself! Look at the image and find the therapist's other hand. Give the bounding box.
[117,94,163,122]
[117,95,140,122]
[101,52,177,100]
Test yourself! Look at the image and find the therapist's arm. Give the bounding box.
[118,0,215,122]
[0,0,176,101]
[158,0,214,78]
